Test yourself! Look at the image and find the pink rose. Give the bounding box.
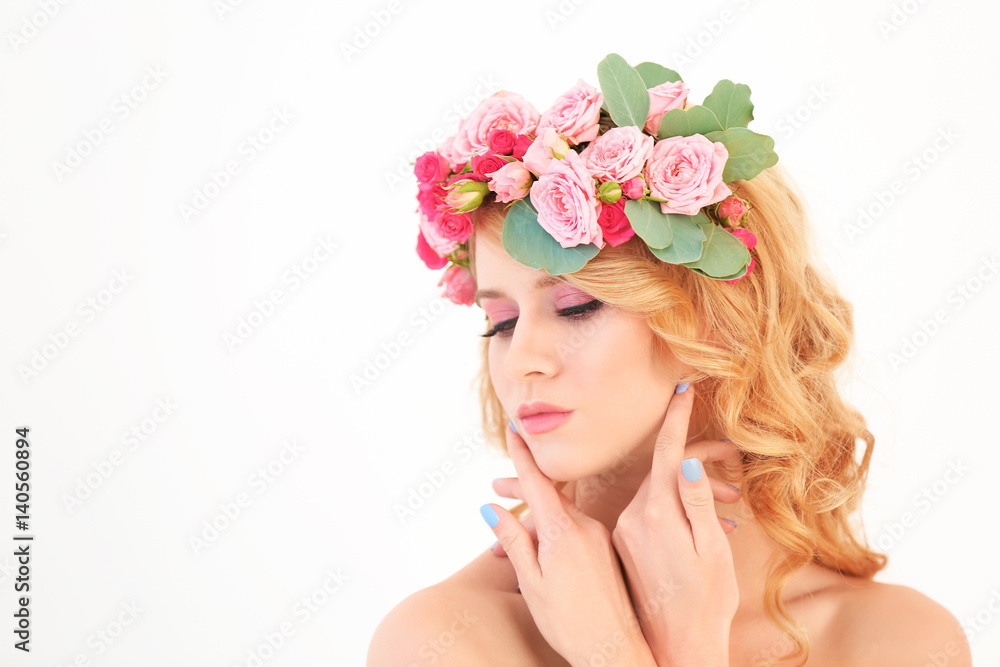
[489,160,531,203]
[512,134,533,160]
[447,91,540,171]
[438,264,476,306]
[725,228,757,284]
[529,149,603,249]
[418,212,459,257]
[471,153,508,180]
[414,151,450,185]
[416,182,446,218]
[622,176,645,199]
[643,134,731,216]
[597,199,634,247]
[487,128,516,155]
[537,79,604,145]
[644,80,690,135]
[716,195,749,227]
[416,228,448,269]
[579,126,654,183]
[522,128,570,177]
[437,211,473,244]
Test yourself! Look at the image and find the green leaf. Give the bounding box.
[657,106,724,140]
[634,62,682,88]
[701,80,754,130]
[682,221,750,277]
[596,53,650,129]
[624,199,673,249]
[704,127,779,181]
[690,262,749,281]
[502,199,600,275]
[650,211,711,263]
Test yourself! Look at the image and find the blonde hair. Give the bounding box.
[465,163,887,667]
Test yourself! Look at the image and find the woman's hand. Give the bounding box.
[480,422,658,667]
[489,440,741,558]
[612,382,739,666]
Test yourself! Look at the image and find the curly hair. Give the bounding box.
[465,162,888,667]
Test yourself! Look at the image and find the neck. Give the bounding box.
[561,442,800,617]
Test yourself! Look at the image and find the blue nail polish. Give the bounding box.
[491,540,498,549]
[509,419,517,434]
[722,517,737,527]
[675,381,690,393]
[480,503,499,527]
[682,457,702,482]
[720,438,732,442]
[726,483,742,494]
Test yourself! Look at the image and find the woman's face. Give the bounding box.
[473,234,691,482]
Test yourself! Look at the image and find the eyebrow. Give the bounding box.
[474,275,565,306]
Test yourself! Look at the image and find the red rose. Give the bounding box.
[596,199,634,247]
[416,229,448,269]
[414,151,450,185]
[512,133,533,160]
[471,153,508,180]
[487,129,516,155]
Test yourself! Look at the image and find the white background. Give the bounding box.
[1,0,998,665]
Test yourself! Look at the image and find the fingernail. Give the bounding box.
[515,584,521,593]
[720,438,732,442]
[491,540,498,549]
[726,483,742,494]
[509,419,517,434]
[480,503,499,527]
[722,517,737,528]
[682,457,702,482]
[492,477,503,482]
[675,381,690,394]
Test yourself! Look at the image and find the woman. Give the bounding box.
[368,55,971,666]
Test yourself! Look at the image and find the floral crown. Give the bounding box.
[414,53,778,306]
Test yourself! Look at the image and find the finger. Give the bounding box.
[677,457,728,557]
[480,502,540,584]
[649,381,696,500]
[491,512,538,556]
[719,516,737,534]
[503,421,574,533]
[709,476,742,504]
[492,476,523,500]
[684,439,738,464]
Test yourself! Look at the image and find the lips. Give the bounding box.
[516,401,571,419]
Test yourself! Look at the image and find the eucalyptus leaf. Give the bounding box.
[634,61,682,88]
[690,261,750,281]
[596,53,650,129]
[502,199,600,275]
[704,127,779,181]
[624,199,673,249]
[651,210,712,263]
[682,221,750,277]
[701,80,754,130]
[657,105,724,140]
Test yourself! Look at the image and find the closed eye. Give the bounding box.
[480,299,604,338]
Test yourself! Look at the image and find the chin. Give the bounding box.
[523,437,599,483]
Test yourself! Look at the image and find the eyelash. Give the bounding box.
[480,299,605,339]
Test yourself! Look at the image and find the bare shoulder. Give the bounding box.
[367,547,549,666]
[365,578,485,666]
[830,579,971,666]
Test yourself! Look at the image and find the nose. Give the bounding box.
[501,311,562,381]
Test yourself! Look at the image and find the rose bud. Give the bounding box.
[622,176,646,200]
[716,195,750,227]
[444,178,490,212]
[596,180,622,204]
